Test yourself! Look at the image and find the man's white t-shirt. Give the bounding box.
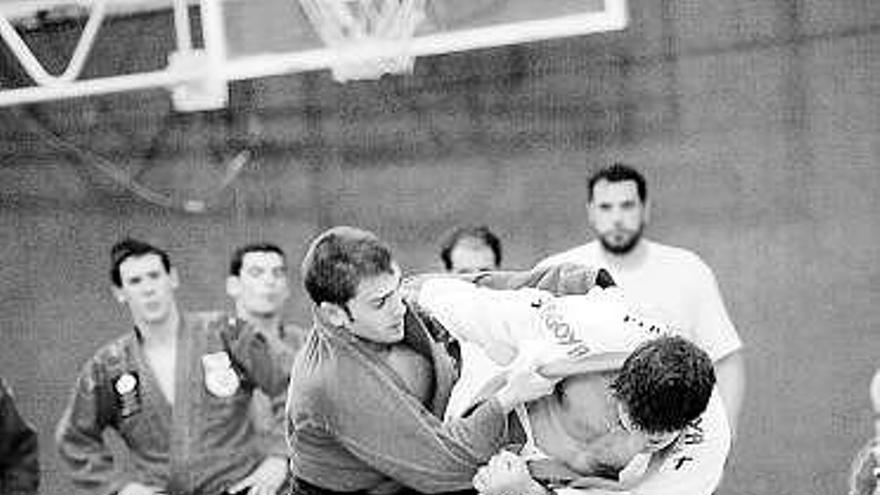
[538,240,742,363]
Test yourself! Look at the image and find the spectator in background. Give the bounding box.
[537,163,746,441]
[227,242,304,464]
[56,238,293,495]
[848,369,880,495]
[439,225,503,274]
[849,433,880,495]
[0,376,39,495]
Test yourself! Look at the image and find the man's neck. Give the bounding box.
[239,311,282,336]
[535,373,619,442]
[137,309,181,348]
[598,239,649,271]
[529,396,602,464]
[359,338,396,355]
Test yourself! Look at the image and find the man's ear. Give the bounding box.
[279,279,291,302]
[112,286,126,304]
[226,275,241,299]
[586,200,596,228]
[317,302,349,328]
[169,267,180,289]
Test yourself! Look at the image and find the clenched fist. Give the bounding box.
[473,451,546,495]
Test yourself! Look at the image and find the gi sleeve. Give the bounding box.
[328,364,510,493]
[415,277,543,364]
[221,318,296,398]
[473,263,614,295]
[0,378,39,495]
[262,328,304,458]
[55,360,128,495]
[262,394,289,458]
[416,278,634,373]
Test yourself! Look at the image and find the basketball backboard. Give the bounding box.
[0,0,627,108]
[224,0,628,81]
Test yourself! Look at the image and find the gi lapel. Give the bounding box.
[168,313,194,494]
[401,302,458,418]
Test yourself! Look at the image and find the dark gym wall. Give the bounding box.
[1,1,878,494]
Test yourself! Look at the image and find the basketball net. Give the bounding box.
[298,0,426,82]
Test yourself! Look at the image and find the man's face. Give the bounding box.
[449,239,497,274]
[228,251,289,318]
[114,254,179,326]
[344,265,406,344]
[588,179,647,255]
[617,402,681,453]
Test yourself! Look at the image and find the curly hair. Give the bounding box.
[611,335,715,433]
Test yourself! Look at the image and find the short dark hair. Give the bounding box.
[439,225,502,271]
[587,163,647,203]
[612,335,715,433]
[110,238,171,287]
[229,242,286,276]
[301,226,395,306]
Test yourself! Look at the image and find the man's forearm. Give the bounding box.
[473,263,605,295]
[222,317,294,396]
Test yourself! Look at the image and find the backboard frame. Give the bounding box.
[0,0,628,109]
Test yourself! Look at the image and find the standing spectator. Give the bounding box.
[56,238,293,495]
[440,225,503,274]
[537,163,746,439]
[227,242,304,464]
[848,368,880,495]
[0,376,39,495]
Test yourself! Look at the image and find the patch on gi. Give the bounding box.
[115,372,142,418]
[202,351,240,397]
